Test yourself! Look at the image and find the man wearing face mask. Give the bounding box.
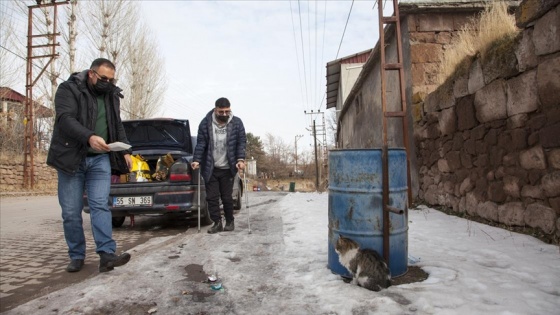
[191,97,247,233]
[47,58,133,273]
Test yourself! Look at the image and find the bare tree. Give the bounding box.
[78,0,165,119]
[120,23,165,119]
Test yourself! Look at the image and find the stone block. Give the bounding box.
[453,74,470,98]
[489,146,506,167]
[481,40,520,84]
[437,159,451,173]
[503,175,521,198]
[438,107,457,135]
[474,154,489,168]
[474,80,508,123]
[510,128,528,150]
[446,151,462,171]
[484,129,499,146]
[515,29,539,72]
[541,171,560,197]
[519,145,547,170]
[548,149,560,169]
[410,43,443,63]
[498,202,525,226]
[477,201,499,221]
[533,4,560,56]
[503,153,519,166]
[524,203,557,234]
[412,62,440,86]
[537,56,560,109]
[456,95,477,131]
[506,70,539,116]
[464,138,476,155]
[417,14,455,32]
[459,177,475,195]
[528,131,540,146]
[472,124,487,140]
[409,31,436,43]
[424,184,439,205]
[488,182,507,203]
[507,114,529,129]
[550,197,560,213]
[516,0,560,28]
[521,184,544,199]
[540,123,560,148]
[527,114,547,130]
[436,32,453,44]
[452,133,464,150]
[468,59,485,94]
[461,152,473,168]
[466,192,479,216]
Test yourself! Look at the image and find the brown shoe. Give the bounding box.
[99,252,131,272]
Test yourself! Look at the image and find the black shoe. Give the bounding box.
[224,220,235,232]
[99,252,131,272]
[207,220,223,234]
[66,259,84,272]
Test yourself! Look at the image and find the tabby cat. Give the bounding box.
[334,235,391,291]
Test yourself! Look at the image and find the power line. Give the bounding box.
[289,0,306,113]
[335,0,355,59]
[297,0,309,111]
[0,44,65,84]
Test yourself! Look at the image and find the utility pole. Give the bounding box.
[304,110,323,190]
[294,134,303,174]
[24,0,69,188]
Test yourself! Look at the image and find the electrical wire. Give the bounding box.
[289,0,306,113]
[297,0,309,111]
[335,0,355,60]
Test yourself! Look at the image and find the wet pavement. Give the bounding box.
[0,195,192,313]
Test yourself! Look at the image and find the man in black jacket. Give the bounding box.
[191,97,247,233]
[47,58,132,273]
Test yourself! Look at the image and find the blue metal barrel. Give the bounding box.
[328,148,408,277]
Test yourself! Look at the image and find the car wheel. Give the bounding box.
[112,216,126,228]
[234,188,242,210]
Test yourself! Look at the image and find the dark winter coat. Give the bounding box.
[47,70,130,175]
[193,110,247,183]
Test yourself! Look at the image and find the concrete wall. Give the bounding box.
[414,1,560,239]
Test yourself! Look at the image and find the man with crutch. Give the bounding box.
[191,97,247,234]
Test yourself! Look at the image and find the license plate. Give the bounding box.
[113,196,152,207]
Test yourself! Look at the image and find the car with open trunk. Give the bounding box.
[83,118,243,227]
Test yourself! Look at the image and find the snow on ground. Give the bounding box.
[5,192,560,315]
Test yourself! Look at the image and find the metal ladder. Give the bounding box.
[377,0,413,265]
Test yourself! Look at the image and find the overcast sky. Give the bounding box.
[139,1,388,151]
[0,0,390,153]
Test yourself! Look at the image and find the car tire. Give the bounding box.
[112,216,126,228]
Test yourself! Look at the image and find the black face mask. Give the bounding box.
[217,115,229,123]
[92,80,113,95]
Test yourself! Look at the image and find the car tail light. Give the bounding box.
[169,162,192,182]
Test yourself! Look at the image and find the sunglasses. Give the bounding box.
[90,69,115,84]
[216,110,232,115]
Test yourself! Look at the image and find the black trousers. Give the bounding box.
[206,168,234,223]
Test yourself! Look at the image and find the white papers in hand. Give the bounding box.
[108,142,131,151]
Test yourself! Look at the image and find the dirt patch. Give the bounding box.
[392,266,429,286]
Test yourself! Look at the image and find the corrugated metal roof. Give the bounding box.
[325,49,373,109]
[400,0,519,13]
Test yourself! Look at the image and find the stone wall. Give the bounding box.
[0,156,57,191]
[413,1,560,239]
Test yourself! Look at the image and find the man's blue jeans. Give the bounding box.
[57,154,116,259]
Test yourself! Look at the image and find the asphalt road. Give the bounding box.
[0,195,199,313]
